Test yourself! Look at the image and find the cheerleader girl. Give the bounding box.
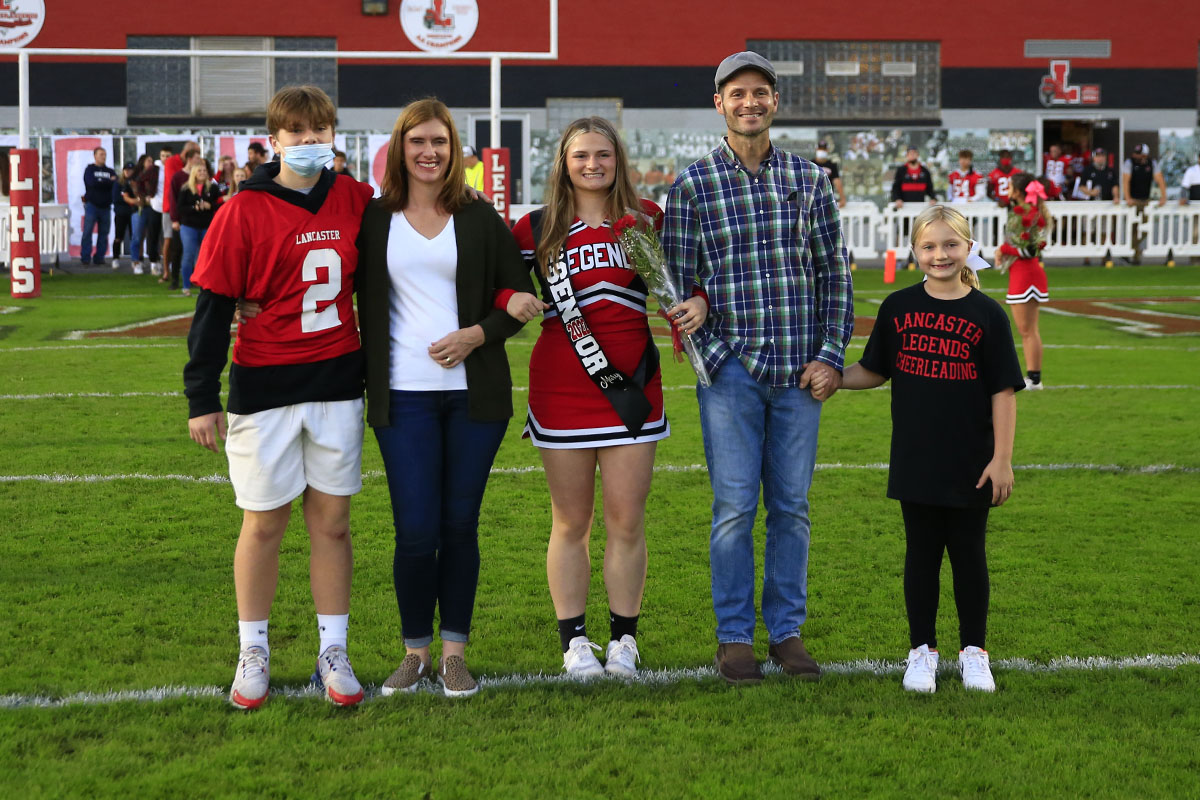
[995,173,1051,390]
[505,117,669,679]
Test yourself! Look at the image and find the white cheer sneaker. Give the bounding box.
[902,644,939,693]
[959,646,996,692]
[604,635,641,678]
[229,646,270,710]
[312,645,365,707]
[563,636,605,679]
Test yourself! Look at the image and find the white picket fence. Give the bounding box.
[1143,202,1200,259]
[471,200,1194,265]
[840,201,1174,262]
[0,204,72,266]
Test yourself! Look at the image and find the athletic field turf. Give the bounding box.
[1,265,1197,798]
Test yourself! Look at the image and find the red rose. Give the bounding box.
[1037,217,1046,228]
[1020,232,1030,240]
[613,214,638,235]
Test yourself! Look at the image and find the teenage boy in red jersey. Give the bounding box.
[987,150,1021,208]
[1042,143,1071,193]
[947,149,982,203]
[184,85,374,710]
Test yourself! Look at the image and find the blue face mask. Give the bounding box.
[282,143,334,178]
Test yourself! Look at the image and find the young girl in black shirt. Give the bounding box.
[834,205,1024,693]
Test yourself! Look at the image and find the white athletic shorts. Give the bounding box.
[225,398,365,511]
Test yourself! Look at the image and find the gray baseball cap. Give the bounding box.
[715,51,777,90]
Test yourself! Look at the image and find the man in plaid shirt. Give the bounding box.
[663,51,854,686]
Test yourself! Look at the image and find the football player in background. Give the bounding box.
[987,150,1021,208]
[947,149,982,203]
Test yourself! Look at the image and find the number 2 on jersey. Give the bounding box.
[301,248,342,333]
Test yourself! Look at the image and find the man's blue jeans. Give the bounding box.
[79,202,111,263]
[697,356,822,645]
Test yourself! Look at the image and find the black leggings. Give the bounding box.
[143,210,162,263]
[112,213,132,258]
[900,501,990,651]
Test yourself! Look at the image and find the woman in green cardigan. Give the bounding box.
[357,98,541,698]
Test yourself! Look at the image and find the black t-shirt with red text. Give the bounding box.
[859,284,1025,508]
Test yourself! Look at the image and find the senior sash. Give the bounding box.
[533,209,657,435]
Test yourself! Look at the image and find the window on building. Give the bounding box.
[546,98,622,132]
[747,40,940,122]
[127,36,336,119]
[1024,40,1111,59]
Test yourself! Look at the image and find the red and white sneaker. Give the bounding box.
[959,646,996,692]
[902,644,938,693]
[312,645,364,707]
[229,646,270,709]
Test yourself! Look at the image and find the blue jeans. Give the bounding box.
[79,202,111,263]
[697,356,822,645]
[130,208,146,261]
[179,224,208,290]
[373,390,508,647]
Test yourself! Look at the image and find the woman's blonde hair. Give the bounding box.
[379,98,468,215]
[535,116,642,275]
[227,167,245,200]
[910,205,979,289]
[185,161,210,196]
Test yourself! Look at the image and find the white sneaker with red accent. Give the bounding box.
[902,644,938,693]
[229,646,270,709]
[959,646,996,692]
[312,645,364,706]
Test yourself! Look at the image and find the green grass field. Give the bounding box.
[2,266,1198,798]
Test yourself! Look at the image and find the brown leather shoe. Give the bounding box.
[768,637,821,681]
[715,643,763,685]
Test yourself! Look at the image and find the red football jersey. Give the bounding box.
[192,175,374,368]
[947,169,981,202]
[988,167,1021,206]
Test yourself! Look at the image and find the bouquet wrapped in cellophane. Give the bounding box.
[613,212,712,387]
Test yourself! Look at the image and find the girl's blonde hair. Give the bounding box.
[910,204,979,289]
[227,167,246,201]
[535,116,642,275]
[185,161,210,196]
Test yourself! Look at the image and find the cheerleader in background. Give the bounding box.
[995,173,1051,390]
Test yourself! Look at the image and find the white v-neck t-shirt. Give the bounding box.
[386,211,467,391]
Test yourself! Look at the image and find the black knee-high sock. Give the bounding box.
[609,610,639,642]
[558,614,586,652]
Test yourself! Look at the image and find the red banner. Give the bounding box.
[483,147,510,225]
[9,148,40,298]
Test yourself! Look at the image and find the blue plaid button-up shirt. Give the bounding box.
[663,138,855,386]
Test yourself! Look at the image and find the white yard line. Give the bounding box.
[3,463,1196,485]
[2,653,1196,709]
[62,313,194,340]
[0,391,184,400]
[0,344,180,352]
